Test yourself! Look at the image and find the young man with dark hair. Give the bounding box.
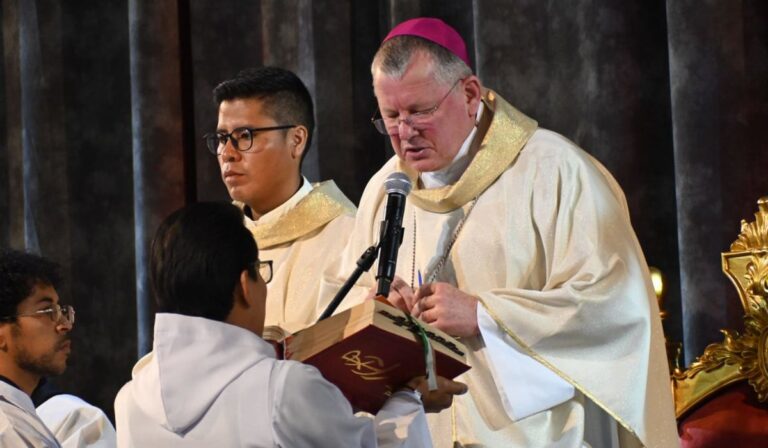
[114,202,464,447]
[207,67,355,334]
[0,250,67,446]
[0,250,115,447]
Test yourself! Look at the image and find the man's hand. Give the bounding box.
[365,275,417,313]
[413,282,479,337]
[406,376,468,413]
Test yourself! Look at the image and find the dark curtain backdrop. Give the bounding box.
[2,0,767,419]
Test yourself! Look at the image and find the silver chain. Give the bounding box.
[411,197,479,287]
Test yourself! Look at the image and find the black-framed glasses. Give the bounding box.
[251,260,273,284]
[4,304,76,326]
[203,125,296,155]
[371,78,463,135]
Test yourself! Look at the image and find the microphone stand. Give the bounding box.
[317,244,379,322]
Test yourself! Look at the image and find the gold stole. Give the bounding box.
[238,180,355,248]
[397,89,538,213]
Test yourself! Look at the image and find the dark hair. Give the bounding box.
[150,202,258,321]
[0,250,61,320]
[213,66,315,165]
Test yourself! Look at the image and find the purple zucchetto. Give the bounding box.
[383,17,471,68]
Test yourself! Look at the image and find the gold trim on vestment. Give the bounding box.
[397,90,538,213]
[237,181,355,248]
[476,296,643,445]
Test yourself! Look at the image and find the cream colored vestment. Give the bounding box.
[322,91,678,447]
[239,179,356,333]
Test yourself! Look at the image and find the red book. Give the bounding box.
[279,300,470,414]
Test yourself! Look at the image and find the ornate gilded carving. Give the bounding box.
[746,255,768,301]
[731,197,768,251]
[673,197,768,417]
[672,298,768,400]
[672,329,748,380]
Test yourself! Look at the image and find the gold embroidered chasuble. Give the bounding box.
[322,91,678,447]
[239,180,356,334]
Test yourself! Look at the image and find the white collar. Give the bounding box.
[420,102,485,189]
[250,176,312,226]
[0,380,36,415]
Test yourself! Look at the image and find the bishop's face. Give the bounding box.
[373,52,479,173]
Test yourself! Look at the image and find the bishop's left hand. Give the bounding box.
[412,282,479,337]
[405,375,468,413]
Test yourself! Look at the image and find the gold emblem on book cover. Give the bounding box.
[342,350,400,381]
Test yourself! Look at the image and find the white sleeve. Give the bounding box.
[477,305,575,421]
[272,363,376,448]
[373,390,431,448]
[36,394,116,448]
[0,410,52,448]
[273,363,430,448]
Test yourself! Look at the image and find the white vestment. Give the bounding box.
[37,394,116,448]
[114,313,431,447]
[0,379,61,447]
[239,178,356,333]
[322,90,679,447]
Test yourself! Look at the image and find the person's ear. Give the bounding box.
[239,269,256,308]
[289,126,309,160]
[0,324,10,352]
[461,75,483,117]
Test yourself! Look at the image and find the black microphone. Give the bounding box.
[375,172,412,298]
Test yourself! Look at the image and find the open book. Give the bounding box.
[264,300,470,413]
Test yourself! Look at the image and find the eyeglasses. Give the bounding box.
[251,260,273,284]
[203,125,296,155]
[5,304,76,326]
[371,78,462,135]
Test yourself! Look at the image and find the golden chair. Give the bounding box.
[672,197,768,446]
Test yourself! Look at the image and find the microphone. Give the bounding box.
[375,172,412,298]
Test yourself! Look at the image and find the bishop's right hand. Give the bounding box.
[366,275,417,313]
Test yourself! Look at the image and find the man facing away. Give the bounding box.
[114,202,466,447]
[323,18,678,447]
[208,67,356,334]
[0,249,115,447]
